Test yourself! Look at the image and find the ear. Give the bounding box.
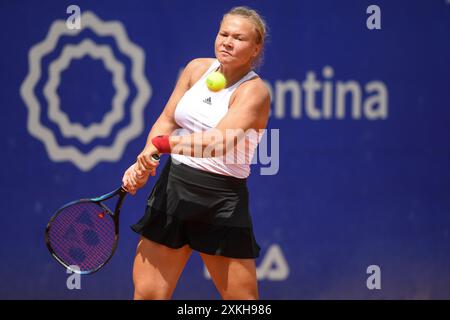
[253,43,262,58]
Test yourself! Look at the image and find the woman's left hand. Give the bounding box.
[136,145,160,175]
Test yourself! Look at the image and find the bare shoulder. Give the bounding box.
[227,76,270,130]
[184,58,216,87]
[185,57,215,69]
[234,76,271,103]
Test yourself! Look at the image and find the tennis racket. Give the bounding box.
[45,154,160,274]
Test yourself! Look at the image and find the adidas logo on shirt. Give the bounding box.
[202,97,212,105]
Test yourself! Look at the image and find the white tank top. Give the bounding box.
[172,59,262,178]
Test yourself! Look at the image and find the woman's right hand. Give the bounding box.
[122,163,155,195]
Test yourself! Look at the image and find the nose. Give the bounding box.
[223,36,233,49]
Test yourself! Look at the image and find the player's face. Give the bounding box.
[215,15,261,68]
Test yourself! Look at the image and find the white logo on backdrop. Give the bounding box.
[20,11,151,171]
[203,244,289,281]
[264,66,388,120]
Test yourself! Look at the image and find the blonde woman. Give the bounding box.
[123,6,270,300]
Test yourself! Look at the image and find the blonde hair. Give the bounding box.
[222,6,269,68]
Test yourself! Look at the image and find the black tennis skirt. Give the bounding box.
[131,157,260,259]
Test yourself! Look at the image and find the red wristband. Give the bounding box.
[151,135,171,154]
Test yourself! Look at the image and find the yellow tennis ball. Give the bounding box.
[206,71,227,92]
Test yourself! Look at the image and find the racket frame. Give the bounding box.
[45,154,159,275]
[45,187,127,275]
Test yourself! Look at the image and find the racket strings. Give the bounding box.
[48,202,116,272]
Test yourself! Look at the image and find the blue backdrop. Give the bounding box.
[0,0,449,299]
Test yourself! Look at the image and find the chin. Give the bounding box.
[216,56,230,65]
[216,54,236,66]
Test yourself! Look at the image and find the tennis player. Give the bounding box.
[122,6,270,300]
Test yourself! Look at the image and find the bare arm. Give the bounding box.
[141,63,192,149]
[135,58,212,171]
[168,79,271,157]
[123,58,212,192]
